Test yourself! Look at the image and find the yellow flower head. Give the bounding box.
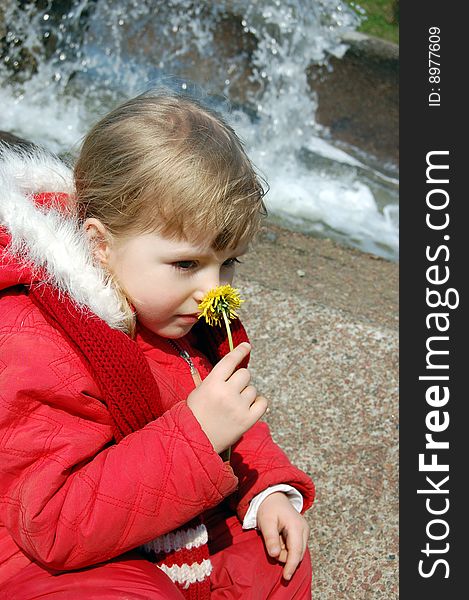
[198,284,244,327]
[198,285,245,462]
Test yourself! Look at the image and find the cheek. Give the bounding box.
[133,286,180,313]
[132,277,188,318]
[110,257,143,296]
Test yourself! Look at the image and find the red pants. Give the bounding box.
[0,506,312,599]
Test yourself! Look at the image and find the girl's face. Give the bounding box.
[105,230,247,338]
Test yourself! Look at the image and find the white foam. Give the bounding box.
[0,82,84,154]
[261,162,399,258]
[0,0,398,260]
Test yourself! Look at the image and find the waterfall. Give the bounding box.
[0,0,398,260]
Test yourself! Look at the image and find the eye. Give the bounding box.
[173,260,198,270]
[222,258,242,268]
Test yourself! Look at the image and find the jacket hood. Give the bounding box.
[0,145,127,330]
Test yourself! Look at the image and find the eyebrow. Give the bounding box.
[167,246,249,260]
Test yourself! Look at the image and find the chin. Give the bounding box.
[138,315,191,338]
[158,325,194,339]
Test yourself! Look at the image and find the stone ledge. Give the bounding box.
[309,32,398,167]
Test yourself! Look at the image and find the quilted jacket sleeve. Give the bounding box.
[0,315,238,570]
[229,421,315,520]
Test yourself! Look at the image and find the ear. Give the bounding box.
[83,218,113,266]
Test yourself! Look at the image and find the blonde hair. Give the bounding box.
[74,90,267,334]
[75,91,266,245]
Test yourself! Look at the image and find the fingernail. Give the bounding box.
[269,546,280,555]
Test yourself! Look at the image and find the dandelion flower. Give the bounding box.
[198,284,244,351]
[198,284,245,462]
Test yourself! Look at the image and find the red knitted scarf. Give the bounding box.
[28,282,249,599]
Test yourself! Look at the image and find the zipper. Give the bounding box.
[169,339,230,462]
[168,339,202,387]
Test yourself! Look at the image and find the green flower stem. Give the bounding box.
[222,310,234,352]
[222,309,234,461]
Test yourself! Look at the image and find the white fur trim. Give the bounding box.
[0,146,128,330]
[0,144,74,196]
[143,523,208,555]
[157,559,213,589]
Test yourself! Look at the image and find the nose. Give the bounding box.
[193,268,220,303]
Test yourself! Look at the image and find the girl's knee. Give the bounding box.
[81,554,186,599]
[0,554,185,600]
[210,532,313,599]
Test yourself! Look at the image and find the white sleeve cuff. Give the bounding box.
[242,484,304,530]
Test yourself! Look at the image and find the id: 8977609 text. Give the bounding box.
[428,26,441,107]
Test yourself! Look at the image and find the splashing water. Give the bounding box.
[0,0,398,260]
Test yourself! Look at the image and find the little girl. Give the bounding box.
[0,92,315,599]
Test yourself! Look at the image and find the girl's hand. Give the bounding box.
[257,492,310,581]
[187,342,268,454]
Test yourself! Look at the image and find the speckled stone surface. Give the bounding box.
[235,224,399,599]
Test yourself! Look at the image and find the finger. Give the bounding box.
[227,367,251,391]
[209,343,251,381]
[248,395,268,419]
[277,536,288,563]
[261,521,283,558]
[240,385,257,404]
[277,533,288,563]
[282,529,304,581]
[302,527,310,558]
[277,548,288,563]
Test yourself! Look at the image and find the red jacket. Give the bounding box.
[0,149,315,586]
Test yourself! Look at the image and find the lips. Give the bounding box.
[176,314,199,323]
